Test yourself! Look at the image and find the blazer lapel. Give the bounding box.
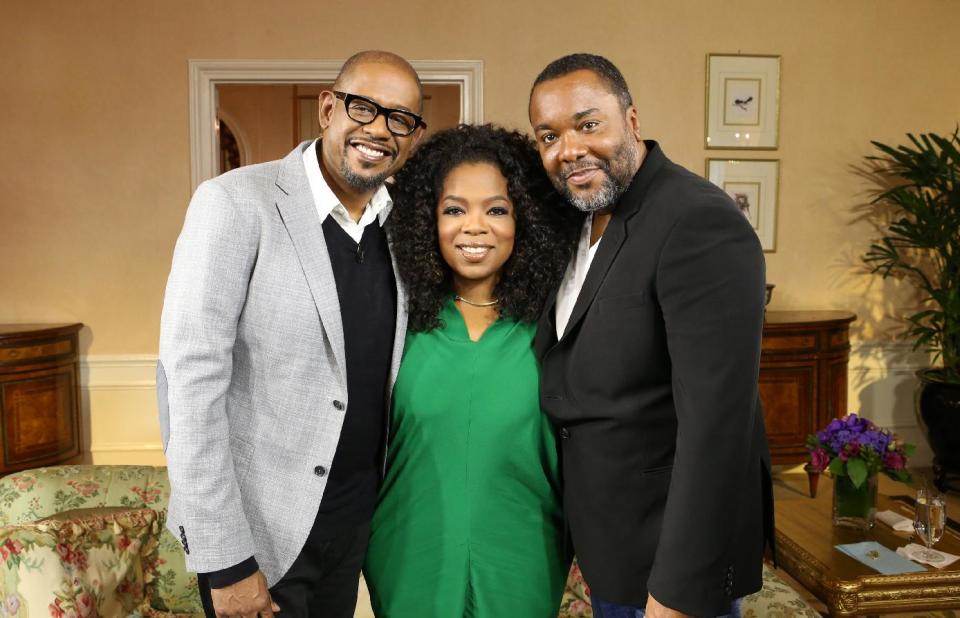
[534,288,559,359]
[559,216,627,341]
[386,236,408,396]
[556,141,668,343]
[274,144,347,383]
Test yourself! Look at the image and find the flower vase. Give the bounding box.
[832,473,878,529]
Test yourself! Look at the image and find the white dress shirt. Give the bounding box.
[556,214,602,340]
[302,139,393,242]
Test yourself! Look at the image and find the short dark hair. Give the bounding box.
[388,124,579,331]
[531,53,633,110]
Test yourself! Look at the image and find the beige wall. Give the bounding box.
[2,0,958,462]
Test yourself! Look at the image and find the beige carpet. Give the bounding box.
[354,576,373,618]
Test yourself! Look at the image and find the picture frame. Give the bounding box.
[706,159,779,251]
[705,54,780,149]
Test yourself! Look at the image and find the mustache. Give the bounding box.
[561,159,611,180]
[347,136,398,159]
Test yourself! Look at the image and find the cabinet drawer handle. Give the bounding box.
[6,349,20,359]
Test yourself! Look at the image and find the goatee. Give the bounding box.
[340,157,392,191]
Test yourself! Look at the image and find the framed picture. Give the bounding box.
[706,159,779,251]
[706,54,780,149]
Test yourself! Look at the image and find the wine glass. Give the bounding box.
[913,487,947,562]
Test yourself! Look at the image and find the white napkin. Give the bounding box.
[896,543,960,568]
[876,509,914,532]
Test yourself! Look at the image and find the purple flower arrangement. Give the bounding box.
[806,413,914,488]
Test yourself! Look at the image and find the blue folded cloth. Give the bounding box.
[835,541,926,574]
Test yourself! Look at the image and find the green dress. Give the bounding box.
[365,298,568,617]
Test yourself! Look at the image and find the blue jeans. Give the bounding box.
[591,595,739,618]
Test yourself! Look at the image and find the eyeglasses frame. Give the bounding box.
[332,90,426,137]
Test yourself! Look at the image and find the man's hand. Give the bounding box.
[211,570,280,618]
[644,593,692,618]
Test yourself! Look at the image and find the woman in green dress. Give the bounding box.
[364,125,578,617]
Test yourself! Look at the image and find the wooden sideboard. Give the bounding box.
[0,323,84,475]
[761,311,856,465]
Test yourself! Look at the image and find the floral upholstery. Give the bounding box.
[0,507,161,617]
[558,559,593,617]
[2,466,820,618]
[557,558,820,618]
[739,564,821,618]
[0,466,202,616]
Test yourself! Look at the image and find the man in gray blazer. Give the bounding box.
[157,50,425,618]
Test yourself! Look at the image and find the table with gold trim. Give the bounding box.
[774,475,960,616]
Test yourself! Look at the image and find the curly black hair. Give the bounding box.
[388,124,581,332]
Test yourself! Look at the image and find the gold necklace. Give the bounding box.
[455,295,500,307]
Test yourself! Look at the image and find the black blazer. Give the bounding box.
[535,143,774,616]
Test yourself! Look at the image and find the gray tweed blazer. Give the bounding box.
[157,141,407,584]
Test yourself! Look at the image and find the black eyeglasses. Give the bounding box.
[333,91,426,137]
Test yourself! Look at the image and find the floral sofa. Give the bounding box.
[0,466,198,617]
[0,466,818,618]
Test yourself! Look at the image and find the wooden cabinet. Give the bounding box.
[760,311,856,465]
[0,323,83,474]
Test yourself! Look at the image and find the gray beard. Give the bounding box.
[555,137,638,213]
[562,173,623,213]
[340,157,392,192]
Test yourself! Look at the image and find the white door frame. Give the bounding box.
[188,59,484,191]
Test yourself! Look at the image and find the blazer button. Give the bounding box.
[559,427,570,439]
[314,465,327,477]
[333,400,345,411]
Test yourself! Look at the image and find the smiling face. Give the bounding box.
[318,61,423,196]
[436,162,517,298]
[529,69,644,212]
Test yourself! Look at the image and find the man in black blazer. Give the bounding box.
[528,54,774,618]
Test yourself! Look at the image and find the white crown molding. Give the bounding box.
[188,58,484,191]
[81,355,157,390]
[77,343,933,462]
[850,341,932,371]
[89,442,163,453]
[77,343,929,389]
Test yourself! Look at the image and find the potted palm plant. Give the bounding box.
[863,129,960,491]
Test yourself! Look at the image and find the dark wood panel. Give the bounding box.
[0,323,83,474]
[0,339,73,366]
[825,358,850,423]
[761,333,818,354]
[761,312,856,466]
[2,367,77,465]
[759,364,815,444]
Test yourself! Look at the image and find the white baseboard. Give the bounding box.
[81,355,158,391]
[845,341,932,466]
[80,344,936,466]
[81,355,163,464]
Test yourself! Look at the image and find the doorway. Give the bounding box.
[189,59,484,189]
[215,82,462,173]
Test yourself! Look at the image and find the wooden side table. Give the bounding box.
[761,311,857,466]
[0,323,84,474]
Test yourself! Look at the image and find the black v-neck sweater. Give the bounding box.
[313,215,397,530]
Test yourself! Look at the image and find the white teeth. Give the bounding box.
[355,144,386,158]
[460,246,489,255]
